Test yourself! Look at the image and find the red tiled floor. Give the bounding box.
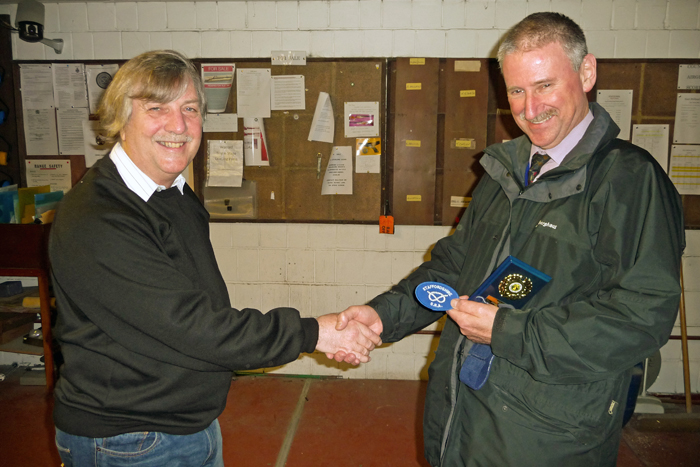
[286,379,430,467]
[1,369,698,467]
[0,374,60,467]
[220,376,307,466]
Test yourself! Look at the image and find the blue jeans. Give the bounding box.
[55,419,224,467]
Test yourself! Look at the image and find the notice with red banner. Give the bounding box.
[201,64,235,113]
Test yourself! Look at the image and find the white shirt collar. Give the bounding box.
[109,142,186,202]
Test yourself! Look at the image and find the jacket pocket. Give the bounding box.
[489,359,627,446]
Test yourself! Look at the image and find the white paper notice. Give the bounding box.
[20,64,55,110]
[202,64,235,113]
[207,140,243,187]
[243,117,270,166]
[236,68,271,118]
[631,124,670,172]
[86,64,119,114]
[83,120,111,167]
[308,92,334,143]
[322,146,353,195]
[669,145,700,195]
[25,159,72,193]
[271,75,305,110]
[673,93,700,144]
[24,108,59,155]
[344,101,380,138]
[597,90,633,140]
[678,65,700,90]
[52,63,88,109]
[203,114,239,133]
[57,108,89,155]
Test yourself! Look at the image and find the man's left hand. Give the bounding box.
[446,297,498,344]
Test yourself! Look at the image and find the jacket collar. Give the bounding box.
[481,103,620,200]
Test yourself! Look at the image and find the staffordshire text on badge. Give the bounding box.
[415,282,459,312]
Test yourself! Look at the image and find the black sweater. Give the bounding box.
[50,156,318,437]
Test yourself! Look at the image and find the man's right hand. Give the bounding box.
[327,305,384,363]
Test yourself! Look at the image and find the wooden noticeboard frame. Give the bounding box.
[7,52,700,228]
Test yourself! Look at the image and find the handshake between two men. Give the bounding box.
[315,297,499,365]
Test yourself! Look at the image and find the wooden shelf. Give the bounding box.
[0,336,43,356]
[0,223,55,391]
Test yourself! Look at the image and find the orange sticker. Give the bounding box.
[379,215,394,234]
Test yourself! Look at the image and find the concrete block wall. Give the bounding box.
[209,222,452,380]
[1,0,698,61]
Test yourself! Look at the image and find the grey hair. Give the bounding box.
[98,50,206,142]
[497,12,588,72]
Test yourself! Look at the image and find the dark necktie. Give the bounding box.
[528,152,551,184]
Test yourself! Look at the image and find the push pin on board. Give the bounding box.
[316,153,322,179]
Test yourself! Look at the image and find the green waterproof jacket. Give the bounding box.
[369,103,685,466]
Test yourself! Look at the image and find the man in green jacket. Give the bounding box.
[332,12,685,466]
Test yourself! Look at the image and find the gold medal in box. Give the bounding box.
[471,256,551,308]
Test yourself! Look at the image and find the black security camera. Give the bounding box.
[16,0,44,42]
[15,0,63,53]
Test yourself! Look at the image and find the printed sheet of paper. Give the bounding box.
[322,146,353,195]
[631,124,670,172]
[25,159,72,193]
[86,64,119,114]
[344,101,380,138]
[597,90,633,140]
[243,117,270,166]
[355,137,381,173]
[202,64,235,113]
[83,120,111,167]
[271,75,305,110]
[23,108,58,155]
[52,63,88,109]
[57,108,89,155]
[204,114,239,133]
[236,68,271,118]
[308,92,334,143]
[669,145,700,195]
[678,65,700,90]
[20,64,55,110]
[207,140,243,187]
[673,93,700,144]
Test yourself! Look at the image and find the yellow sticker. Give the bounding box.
[410,58,426,65]
[406,140,421,147]
[407,195,422,202]
[454,139,474,149]
[460,90,476,97]
[406,83,422,90]
[450,196,471,208]
[454,60,481,72]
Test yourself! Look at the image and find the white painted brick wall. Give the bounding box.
[4,0,697,61]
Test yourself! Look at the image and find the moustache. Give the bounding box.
[519,109,558,124]
[152,134,194,143]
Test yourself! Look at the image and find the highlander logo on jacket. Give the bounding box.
[537,220,557,229]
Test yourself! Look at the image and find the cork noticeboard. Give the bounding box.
[193,59,386,223]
